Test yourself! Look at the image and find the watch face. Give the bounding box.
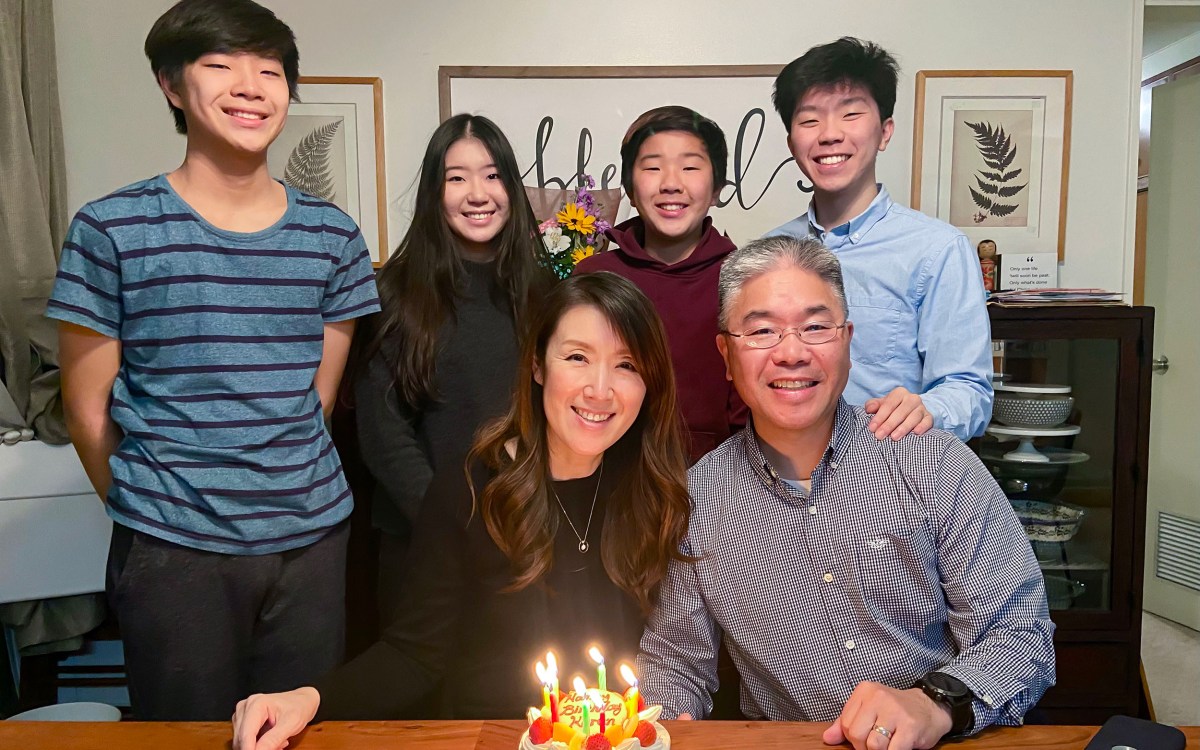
[926,671,970,699]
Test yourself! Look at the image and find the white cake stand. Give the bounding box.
[985,424,1081,463]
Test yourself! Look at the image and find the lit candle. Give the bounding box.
[535,662,551,717]
[573,676,589,734]
[546,651,560,696]
[590,689,606,733]
[588,646,607,692]
[619,663,639,717]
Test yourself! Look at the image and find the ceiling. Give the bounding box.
[1144,4,1200,58]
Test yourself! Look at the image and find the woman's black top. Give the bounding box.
[314,459,645,719]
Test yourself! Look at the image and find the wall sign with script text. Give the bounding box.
[439,65,806,245]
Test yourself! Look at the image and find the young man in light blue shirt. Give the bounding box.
[766,37,992,441]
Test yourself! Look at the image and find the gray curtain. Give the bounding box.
[0,0,69,443]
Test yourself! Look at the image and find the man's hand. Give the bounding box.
[822,682,953,750]
[232,687,320,750]
[864,388,934,441]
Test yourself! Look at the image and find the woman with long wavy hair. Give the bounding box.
[351,114,555,625]
[233,273,692,748]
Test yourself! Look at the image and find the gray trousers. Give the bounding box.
[106,521,347,721]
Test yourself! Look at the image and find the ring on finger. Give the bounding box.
[873,724,893,740]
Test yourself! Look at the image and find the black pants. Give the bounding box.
[375,530,411,629]
[106,522,348,721]
[374,529,442,718]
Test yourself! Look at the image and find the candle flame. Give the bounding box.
[619,663,638,686]
[589,689,605,708]
[588,646,605,664]
[572,675,586,695]
[535,661,548,683]
[546,651,558,675]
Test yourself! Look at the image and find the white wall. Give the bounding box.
[54,0,1142,295]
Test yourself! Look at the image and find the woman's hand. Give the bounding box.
[232,686,320,750]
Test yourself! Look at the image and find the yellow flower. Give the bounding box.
[571,245,596,265]
[556,203,596,236]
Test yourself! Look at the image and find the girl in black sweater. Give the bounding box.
[233,273,692,750]
[351,115,555,624]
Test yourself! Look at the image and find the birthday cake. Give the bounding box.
[523,650,668,750]
[520,689,669,750]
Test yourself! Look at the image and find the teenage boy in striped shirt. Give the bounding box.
[48,0,379,721]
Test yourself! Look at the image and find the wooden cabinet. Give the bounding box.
[985,306,1154,724]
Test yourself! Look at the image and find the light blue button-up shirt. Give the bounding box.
[766,185,993,440]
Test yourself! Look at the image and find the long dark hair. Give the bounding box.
[470,273,692,615]
[357,114,551,408]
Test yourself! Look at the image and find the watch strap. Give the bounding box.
[917,672,975,736]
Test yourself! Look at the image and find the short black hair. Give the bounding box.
[619,105,728,197]
[772,37,899,129]
[145,0,300,134]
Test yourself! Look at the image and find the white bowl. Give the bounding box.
[1010,499,1086,542]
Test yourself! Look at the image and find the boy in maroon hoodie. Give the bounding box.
[575,106,744,463]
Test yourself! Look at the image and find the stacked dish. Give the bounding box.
[983,382,1090,598]
[992,394,1074,428]
[986,383,1077,463]
[1009,499,1086,543]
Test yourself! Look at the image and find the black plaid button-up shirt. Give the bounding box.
[638,399,1055,732]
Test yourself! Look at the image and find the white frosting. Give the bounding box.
[519,720,669,750]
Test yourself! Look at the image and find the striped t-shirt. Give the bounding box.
[47,174,380,555]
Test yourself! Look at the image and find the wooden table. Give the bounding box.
[0,720,1196,749]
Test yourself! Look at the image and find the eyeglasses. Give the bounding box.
[722,322,848,349]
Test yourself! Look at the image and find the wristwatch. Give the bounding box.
[917,671,975,736]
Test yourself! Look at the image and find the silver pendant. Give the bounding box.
[578,540,589,553]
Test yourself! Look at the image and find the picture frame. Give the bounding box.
[267,76,389,264]
[911,70,1073,260]
[438,65,803,245]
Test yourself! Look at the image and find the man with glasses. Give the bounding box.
[637,236,1054,750]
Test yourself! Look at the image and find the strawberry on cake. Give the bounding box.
[521,689,669,750]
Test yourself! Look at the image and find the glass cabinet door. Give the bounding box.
[986,314,1146,631]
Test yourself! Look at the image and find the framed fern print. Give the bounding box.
[911,71,1072,260]
[267,77,389,263]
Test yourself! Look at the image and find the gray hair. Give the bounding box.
[717,235,847,329]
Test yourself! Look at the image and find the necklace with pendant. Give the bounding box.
[551,460,603,553]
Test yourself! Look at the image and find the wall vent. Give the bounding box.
[1156,511,1200,593]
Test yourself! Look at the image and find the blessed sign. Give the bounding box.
[439,65,808,245]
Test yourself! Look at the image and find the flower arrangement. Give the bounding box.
[537,176,613,279]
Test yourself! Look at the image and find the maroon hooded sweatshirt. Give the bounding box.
[574,216,746,463]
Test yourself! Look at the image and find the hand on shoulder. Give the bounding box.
[864,387,934,441]
[232,686,320,750]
